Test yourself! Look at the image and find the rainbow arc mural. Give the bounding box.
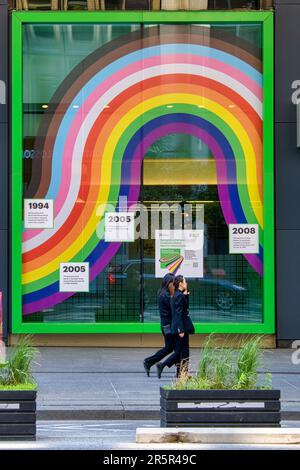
[22,24,263,316]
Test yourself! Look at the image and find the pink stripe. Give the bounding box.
[244,253,263,275]
[127,122,262,275]
[23,119,262,314]
[22,243,121,315]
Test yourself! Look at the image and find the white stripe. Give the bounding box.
[23,63,262,253]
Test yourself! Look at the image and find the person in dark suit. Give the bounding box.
[171,275,195,377]
[143,273,178,378]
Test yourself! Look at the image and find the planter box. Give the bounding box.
[160,388,281,428]
[0,390,36,439]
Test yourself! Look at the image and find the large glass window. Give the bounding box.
[21,21,266,326]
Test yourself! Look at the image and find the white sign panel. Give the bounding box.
[155,230,203,278]
[59,262,89,292]
[104,212,135,242]
[24,199,54,229]
[229,224,259,254]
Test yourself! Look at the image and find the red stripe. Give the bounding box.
[23,74,261,264]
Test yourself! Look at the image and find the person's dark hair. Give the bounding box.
[159,273,175,296]
[174,275,184,291]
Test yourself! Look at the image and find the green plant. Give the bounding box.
[0,336,38,387]
[195,335,235,389]
[259,372,273,390]
[167,335,272,391]
[234,336,263,390]
[212,348,235,389]
[196,334,214,380]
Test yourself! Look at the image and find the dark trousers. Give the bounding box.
[144,333,178,368]
[174,334,190,375]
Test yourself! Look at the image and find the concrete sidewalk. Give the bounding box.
[29,348,300,420]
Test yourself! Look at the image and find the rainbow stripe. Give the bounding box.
[159,254,182,267]
[159,254,184,274]
[22,25,263,315]
[168,256,185,275]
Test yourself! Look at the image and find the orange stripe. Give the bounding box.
[23,75,261,272]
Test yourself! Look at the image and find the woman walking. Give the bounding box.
[143,273,178,378]
[171,275,195,377]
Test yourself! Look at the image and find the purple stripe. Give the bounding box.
[23,243,121,314]
[127,122,262,275]
[24,121,262,314]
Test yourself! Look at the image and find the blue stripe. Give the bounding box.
[23,112,262,305]
[45,43,262,201]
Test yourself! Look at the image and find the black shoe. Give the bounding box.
[156,362,164,379]
[143,360,151,377]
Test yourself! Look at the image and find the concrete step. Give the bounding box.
[136,427,300,444]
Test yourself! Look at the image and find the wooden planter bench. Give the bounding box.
[0,390,36,439]
[160,388,281,428]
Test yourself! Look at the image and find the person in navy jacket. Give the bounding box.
[143,273,178,378]
[171,275,195,376]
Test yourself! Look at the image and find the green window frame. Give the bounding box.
[11,10,274,334]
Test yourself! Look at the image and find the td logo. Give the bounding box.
[291,340,300,365]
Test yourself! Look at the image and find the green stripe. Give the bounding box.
[23,104,263,294]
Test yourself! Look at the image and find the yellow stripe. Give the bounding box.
[22,93,262,284]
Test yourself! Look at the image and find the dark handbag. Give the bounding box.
[185,316,195,335]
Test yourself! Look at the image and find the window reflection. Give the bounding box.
[22,23,263,324]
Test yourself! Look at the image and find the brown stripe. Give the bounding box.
[25,24,261,198]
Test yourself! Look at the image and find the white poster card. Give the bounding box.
[104,212,135,242]
[24,199,54,229]
[59,262,89,292]
[155,230,204,278]
[229,224,259,254]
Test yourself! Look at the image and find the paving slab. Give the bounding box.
[16,347,300,420]
[0,421,299,450]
